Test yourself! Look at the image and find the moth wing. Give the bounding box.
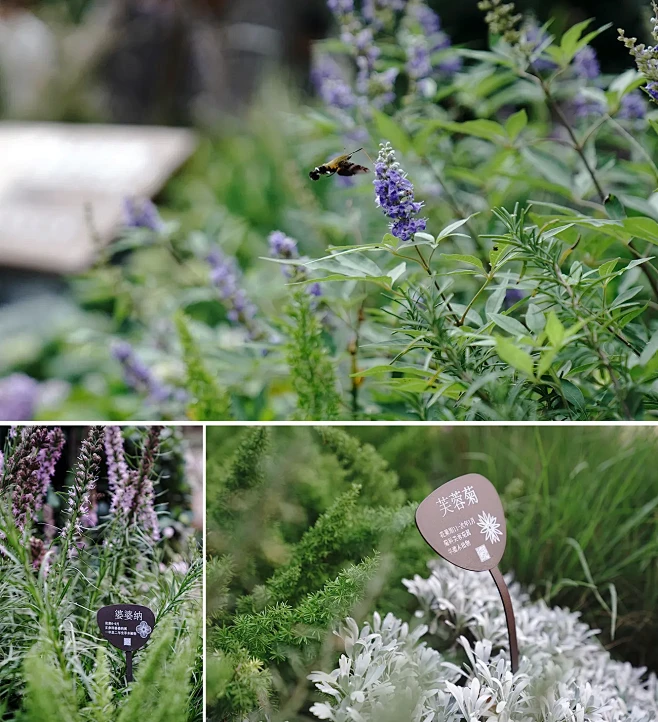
[336,162,369,176]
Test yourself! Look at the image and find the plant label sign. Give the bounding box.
[416,473,519,672]
[415,473,507,571]
[97,604,155,682]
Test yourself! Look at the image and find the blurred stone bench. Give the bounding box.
[0,122,196,274]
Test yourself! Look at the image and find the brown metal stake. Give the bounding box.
[490,565,519,673]
[125,651,133,683]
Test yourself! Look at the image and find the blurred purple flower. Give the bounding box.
[0,373,39,421]
[407,40,432,80]
[268,230,323,298]
[504,287,526,309]
[311,55,357,110]
[573,46,600,80]
[373,141,427,242]
[647,81,658,103]
[618,91,647,121]
[328,0,354,13]
[572,91,606,120]
[523,24,557,72]
[411,4,441,34]
[268,230,298,259]
[207,247,257,325]
[112,341,184,404]
[123,197,163,232]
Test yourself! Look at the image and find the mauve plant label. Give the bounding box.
[416,473,507,572]
[416,473,518,672]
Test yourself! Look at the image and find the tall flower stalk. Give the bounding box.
[59,426,103,552]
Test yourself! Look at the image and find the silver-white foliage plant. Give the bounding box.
[308,561,658,722]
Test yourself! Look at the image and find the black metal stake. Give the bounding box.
[490,565,519,673]
[125,651,133,683]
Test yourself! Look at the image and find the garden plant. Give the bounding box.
[0,425,202,722]
[7,0,658,419]
[205,425,658,720]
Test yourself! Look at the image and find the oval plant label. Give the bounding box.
[415,473,506,572]
[97,604,155,653]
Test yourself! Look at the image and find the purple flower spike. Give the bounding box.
[269,230,323,298]
[6,427,61,531]
[373,142,427,242]
[0,374,39,421]
[311,55,357,110]
[206,247,258,326]
[618,91,647,121]
[60,427,103,544]
[573,46,600,80]
[123,197,163,232]
[112,341,183,405]
[268,231,298,259]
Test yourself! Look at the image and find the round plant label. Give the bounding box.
[415,473,506,572]
[97,604,155,653]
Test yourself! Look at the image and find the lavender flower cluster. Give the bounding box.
[373,142,427,242]
[122,197,164,232]
[3,426,65,532]
[314,0,461,112]
[112,341,186,405]
[268,231,322,297]
[207,247,258,327]
[104,426,161,541]
[60,426,103,544]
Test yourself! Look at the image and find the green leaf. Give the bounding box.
[371,110,413,154]
[486,283,507,317]
[439,253,485,272]
[505,109,527,140]
[622,217,658,244]
[489,313,529,337]
[599,258,619,277]
[489,242,509,267]
[604,194,627,220]
[436,215,478,243]
[561,379,586,409]
[388,262,407,285]
[431,117,507,143]
[545,311,565,347]
[639,327,658,366]
[537,349,558,378]
[611,286,643,309]
[526,303,546,334]
[496,337,534,378]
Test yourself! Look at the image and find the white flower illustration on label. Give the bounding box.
[477,511,502,544]
[136,620,152,639]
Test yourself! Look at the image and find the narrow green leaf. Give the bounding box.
[496,337,535,378]
[489,313,529,337]
[545,311,565,348]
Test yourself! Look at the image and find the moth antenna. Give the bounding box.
[359,148,375,165]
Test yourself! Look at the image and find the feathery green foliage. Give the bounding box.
[314,427,403,506]
[206,426,419,721]
[285,289,341,420]
[175,312,232,420]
